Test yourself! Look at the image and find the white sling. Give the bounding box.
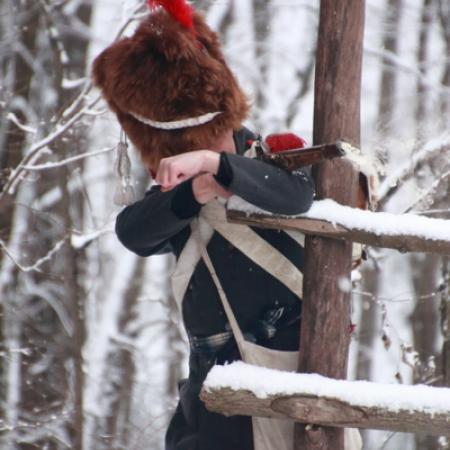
[171,199,304,313]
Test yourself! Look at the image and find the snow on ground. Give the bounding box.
[228,196,450,241]
[204,361,450,415]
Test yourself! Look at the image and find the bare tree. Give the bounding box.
[442,258,450,388]
[377,0,402,134]
[437,0,450,119]
[415,0,434,140]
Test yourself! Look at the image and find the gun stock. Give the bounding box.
[258,142,346,171]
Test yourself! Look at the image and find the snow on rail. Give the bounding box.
[204,361,450,415]
[228,197,450,242]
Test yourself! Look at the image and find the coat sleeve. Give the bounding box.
[115,179,201,257]
[216,153,315,215]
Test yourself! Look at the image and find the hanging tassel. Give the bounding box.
[113,131,135,206]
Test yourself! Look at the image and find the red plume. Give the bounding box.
[147,0,194,31]
[265,133,307,154]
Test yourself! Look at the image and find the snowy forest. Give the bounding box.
[0,0,449,449]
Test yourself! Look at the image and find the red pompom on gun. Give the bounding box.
[265,133,307,153]
[147,0,194,31]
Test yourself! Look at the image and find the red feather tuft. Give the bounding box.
[147,0,194,31]
[265,133,307,153]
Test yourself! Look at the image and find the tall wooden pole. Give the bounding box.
[295,1,365,450]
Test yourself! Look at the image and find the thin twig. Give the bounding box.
[0,236,67,273]
[22,146,115,171]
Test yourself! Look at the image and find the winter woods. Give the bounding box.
[0,1,449,450]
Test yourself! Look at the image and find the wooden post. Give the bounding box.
[295,1,365,449]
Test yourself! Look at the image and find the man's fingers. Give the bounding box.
[156,151,211,188]
[157,160,182,188]
[154,161,165,186]
[156,160,172,188]
[168,165,183,187]
[159,172,190,192]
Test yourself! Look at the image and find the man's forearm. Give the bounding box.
[216,153,315,215]
[115,182,201,256]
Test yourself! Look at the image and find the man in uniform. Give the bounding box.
[92,1,314,449]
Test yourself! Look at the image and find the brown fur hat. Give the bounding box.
[92,8,249,169]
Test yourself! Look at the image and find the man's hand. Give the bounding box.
[155,150,220,191]
[192,173,232,204]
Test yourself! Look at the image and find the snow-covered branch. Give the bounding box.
[403,169,450,214]
[0,237,67,273]
[1,99,101,196]
[378,135,450,202]
[22,146,115,171]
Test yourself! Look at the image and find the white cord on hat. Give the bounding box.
[129,110,222,130]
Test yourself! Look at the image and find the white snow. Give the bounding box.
[70,226,113,250]
[204,361,450,415]
[62,77,87,90]
[227,196,450,242]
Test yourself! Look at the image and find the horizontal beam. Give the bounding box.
[227,209,450,255]
[201,387,450,437]
[200,363,450,437]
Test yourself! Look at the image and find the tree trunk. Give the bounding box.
[415,0,433,140]
[104,262,143,450]
[442,257,450,387]
[61,228,85,450]
[411,254,440,450]
[411,255,440,380]
[377,0,402,134]
[356,265,380,381]
[295,0,365,449]
[1,298,23,450]
[58,4,92,447]
[251,0,270,128]
[437,0,450,121]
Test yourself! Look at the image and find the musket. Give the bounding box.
[256,140,348,171]
[254,139,378,210]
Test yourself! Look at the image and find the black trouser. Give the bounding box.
[165,351,253,450]
[165,310,300,450]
